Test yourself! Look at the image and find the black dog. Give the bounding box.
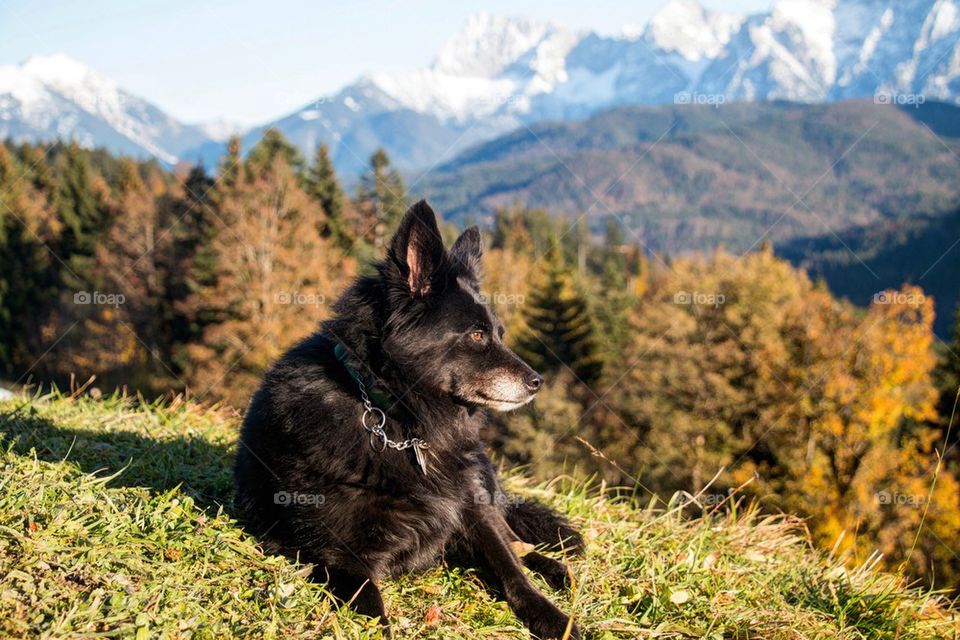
[235,201,583,638]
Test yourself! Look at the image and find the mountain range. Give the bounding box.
[2,0,959,176]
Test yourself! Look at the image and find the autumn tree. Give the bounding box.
[183,138,354,406]
[92,159,174,391]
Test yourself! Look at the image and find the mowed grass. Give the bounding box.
[1,392,958,639]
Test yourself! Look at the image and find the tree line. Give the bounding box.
[2,131,960,590]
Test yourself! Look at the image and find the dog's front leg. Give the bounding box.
[463,504,580,640]
[314,565,391,636]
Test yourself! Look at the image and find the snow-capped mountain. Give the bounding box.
[0,54,212,165]
[239,0,960,178]
[4,1,960,174]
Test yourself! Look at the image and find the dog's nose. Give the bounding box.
[524,372,544,392]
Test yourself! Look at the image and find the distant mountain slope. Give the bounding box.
[416,100,960,254]
[0,55,213,165]
[779,206,960,337]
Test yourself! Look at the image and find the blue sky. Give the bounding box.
[0,0,772,125]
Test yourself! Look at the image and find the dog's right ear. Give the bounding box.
[388,200,446,297]
[451,225,483,283]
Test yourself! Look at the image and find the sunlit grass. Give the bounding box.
[1,392,957,638]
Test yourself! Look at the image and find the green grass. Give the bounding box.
[1,392,957,639]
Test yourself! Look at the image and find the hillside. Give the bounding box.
[417,100,960,253]
[1,392,958,639]
[780,206,960,337]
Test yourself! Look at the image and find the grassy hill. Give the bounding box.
[416,100,960,254]
[2,392,958,639]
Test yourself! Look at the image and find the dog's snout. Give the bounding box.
[524,372,544,392]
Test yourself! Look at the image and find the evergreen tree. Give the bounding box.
[305,143,348,245]
[356,148,407,251]
[219,136,242,189]
[168,165,221,376]
[591,219,635,365]
[54,143,109,291]
[0,144,58,375]
[247,129,304,177]
[514,244,603,386]
[935,302,960,439]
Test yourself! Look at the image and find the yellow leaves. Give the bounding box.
[615,252,954,584]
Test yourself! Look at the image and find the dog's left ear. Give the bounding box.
[451,226,483,282]
[388,200,446,297]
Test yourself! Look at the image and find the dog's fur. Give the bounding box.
[235,201,583,639]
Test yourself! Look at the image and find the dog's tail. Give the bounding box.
[504,498,585,556]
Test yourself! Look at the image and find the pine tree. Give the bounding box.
[514,244,603,386]
[356,148,407,251]
[167,164,220,379]
[305,143,349,245]
[0,144,59,375]
[247,128,304,177]
[935,302,960,439]
[55,143,109,276]
[592,219,636,365]
[219,136,242,189]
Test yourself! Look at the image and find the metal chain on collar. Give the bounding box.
[356,376,430,474]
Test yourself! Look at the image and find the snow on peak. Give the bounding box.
[21,54,107,89]
[432,12,565,77]
[16,53,130,117]
[768,0,839,85]
[646,0,745,60]
[0,53,193,165]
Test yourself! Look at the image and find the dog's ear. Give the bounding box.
[388,200,446,297]
[450,226,483,282]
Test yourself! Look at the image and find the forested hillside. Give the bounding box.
[418,101,960,253]
[780,206,960,337]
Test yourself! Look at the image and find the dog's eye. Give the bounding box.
[469,330,485,343]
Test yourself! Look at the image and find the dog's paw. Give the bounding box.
[524,552,572,591]
[516,594,580,640]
